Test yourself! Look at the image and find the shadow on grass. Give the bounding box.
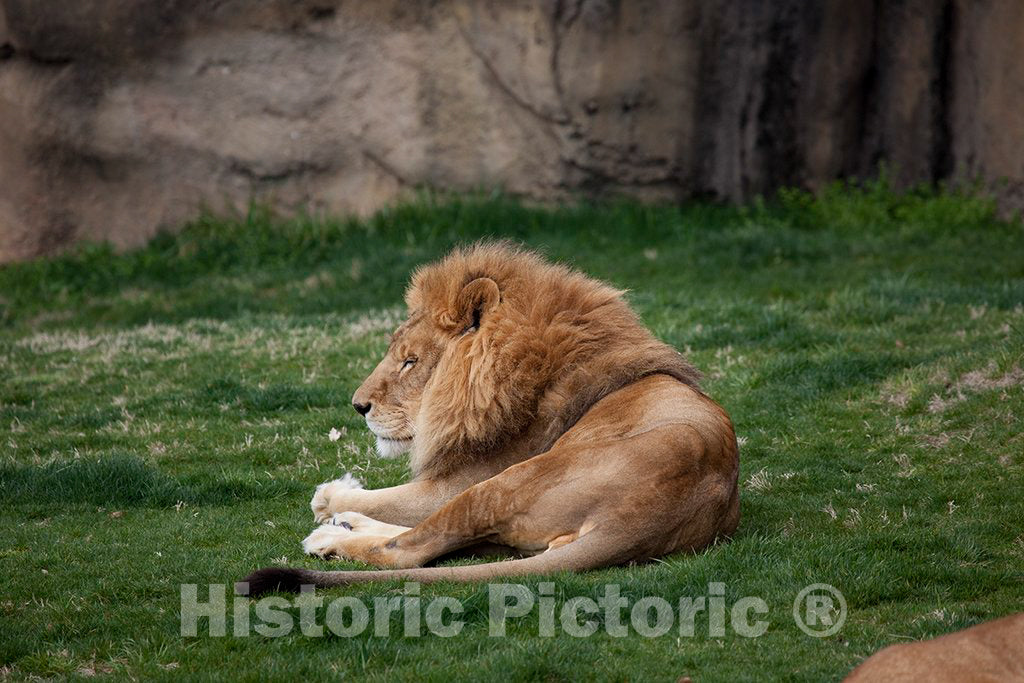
[0,454,301,507]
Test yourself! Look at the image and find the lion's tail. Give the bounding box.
[238,532,623,596]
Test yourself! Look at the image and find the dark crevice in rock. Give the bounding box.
[22,49,73,65]
[307,5,335,21]
[455,16,568,127]
[362,150,409,187]
[564,156,679,196]
[30,141,116,179]
[756,5,801,190]
[854,1,881,180]
[548,0,582,126]
[931,0,955,183]
[687,5,721,198]
[228,159,329,184]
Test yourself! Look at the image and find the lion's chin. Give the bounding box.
[375,436,413,458]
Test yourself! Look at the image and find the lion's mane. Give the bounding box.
[404,242,701,478]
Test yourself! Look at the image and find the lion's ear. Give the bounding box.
[442,277,500,333]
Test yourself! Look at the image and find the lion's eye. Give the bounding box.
[401,357,417,371]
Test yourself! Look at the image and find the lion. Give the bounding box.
[241,242,739,594]
[843,612,1024,682]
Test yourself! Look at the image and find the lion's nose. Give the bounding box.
[352,401,371,416]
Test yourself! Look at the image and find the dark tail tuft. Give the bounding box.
[236,567,318,597]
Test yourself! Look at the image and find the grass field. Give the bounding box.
[1,183,1023,681]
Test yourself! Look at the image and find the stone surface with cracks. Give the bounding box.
[1,0,1023,261]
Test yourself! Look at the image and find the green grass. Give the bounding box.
[2,181,1023,680]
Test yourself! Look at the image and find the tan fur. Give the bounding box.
[844,613,1024,682]
[246,243,739,591]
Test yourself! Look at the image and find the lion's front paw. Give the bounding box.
[310,473,364,523]
[328,511,411,538]
[302,524,398,566]
[327,511,371,530]
[301,524,352,558]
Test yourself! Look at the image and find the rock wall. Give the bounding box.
[1,0,1022,261]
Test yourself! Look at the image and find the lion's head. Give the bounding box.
[350,242,699,477]
[350,312,442,458]
[351,256,503,461]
